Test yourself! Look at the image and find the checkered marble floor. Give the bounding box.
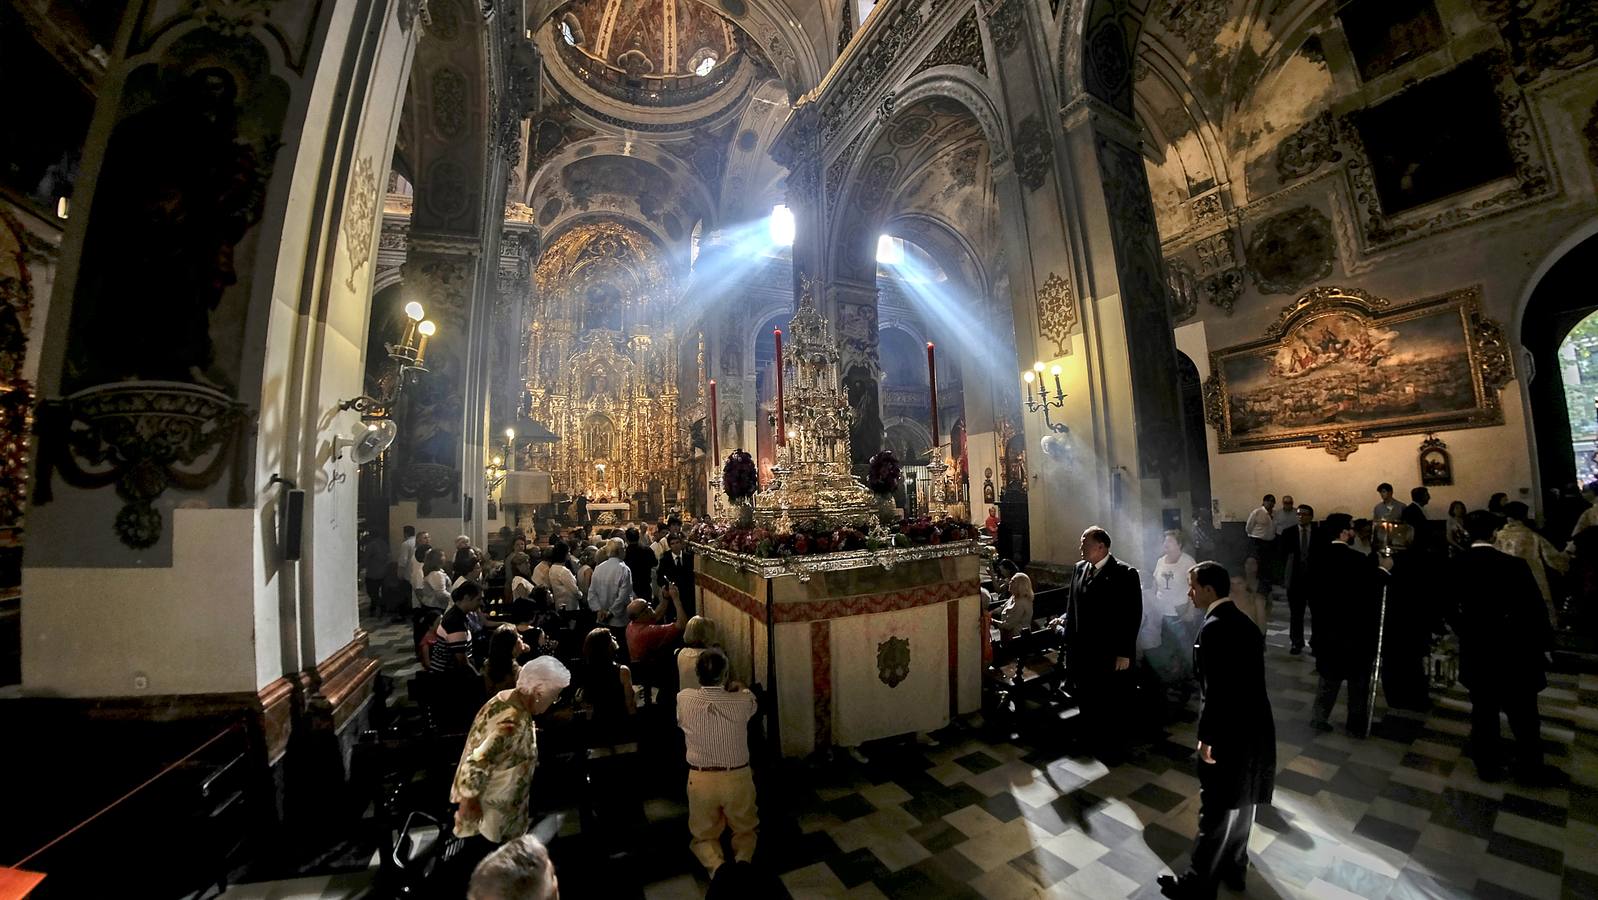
[232,598,1598,899]
[625,607,1598,900]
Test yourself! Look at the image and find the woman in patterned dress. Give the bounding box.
[451,656,572,845]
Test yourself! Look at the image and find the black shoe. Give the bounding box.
[1220,867,1247,891]
[1514,763,1567,787]
[1310,719,1333,733]
[1289,645,1303,656]
[1477,763,1506,783]
[1156,874,1212,900]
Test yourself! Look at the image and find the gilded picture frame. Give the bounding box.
[1202,286,1513,460]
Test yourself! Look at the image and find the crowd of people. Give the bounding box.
[354,476,1586,898]
[359,513,775,895]
[975,478,1580,899]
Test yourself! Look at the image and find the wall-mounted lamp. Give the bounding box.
[340,301,438,418]
[1022,361,1069,434]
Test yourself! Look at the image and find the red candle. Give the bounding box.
[708,379,719,460]
[774,328,786,446]
[927,341,939,455]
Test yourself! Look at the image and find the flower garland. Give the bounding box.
[692,515,978,559]
[722,448,758,502]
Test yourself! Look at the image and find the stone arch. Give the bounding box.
[1057,0,1145,114]
[826,72,1010,287]
[405,0,500,235]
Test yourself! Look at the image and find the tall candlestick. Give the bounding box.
[774,328,786,446]
[927,341,939,454]
[708,379,719,460]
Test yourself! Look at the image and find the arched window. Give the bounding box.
[1560,310,1598,484]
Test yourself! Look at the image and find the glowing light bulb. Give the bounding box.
[1023,371,1034,383]
[417,320,436,336]
[505,428,516,441]
[1051,365,1062,376]
[404,301,425,321]
[492,455,503,466]
[1033,361,1045,373]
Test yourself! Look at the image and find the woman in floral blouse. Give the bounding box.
[451,655,571,844]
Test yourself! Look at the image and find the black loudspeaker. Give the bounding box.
[284,489,306,560]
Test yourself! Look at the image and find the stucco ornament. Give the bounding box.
[1245,206,1335,295]
[1012,115,1051,193]
[1036,272,1078,357]
[343,155,379,291]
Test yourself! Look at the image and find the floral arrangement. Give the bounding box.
[865,449,902,496]
[692,515,978,559]
[721,449,758,502]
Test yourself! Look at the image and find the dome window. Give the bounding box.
[560,20,576,45]
[692,50,718,76]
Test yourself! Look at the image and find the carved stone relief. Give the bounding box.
[1274,113,1341,183]
[431,67,468,138]
[1011,115,1051,193]
[915,10,986,77]
[986,0,1025,57]
[1201,268,1243,314]
[1245,206,1335,295]
[1194,230,1236,273]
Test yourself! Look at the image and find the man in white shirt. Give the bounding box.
[397,525,416,592]
[1372,483,1403,522]
[409,531,433,604]
[1273,495,1298,536]
[588,539,635,631]
[1244,495,1277,593]
[533,541,584,611]
[677,648,758,877]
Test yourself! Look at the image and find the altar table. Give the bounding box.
[693,542,983,757]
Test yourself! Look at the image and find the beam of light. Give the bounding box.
[879,245,1007,386]
[769,204,795,246]
[876,234,903,264]
[676,216,788,325]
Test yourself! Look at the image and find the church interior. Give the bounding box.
[1,0,1597,896]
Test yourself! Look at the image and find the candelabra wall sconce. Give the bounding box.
[1022,361,1069,435]
[338,300,437,419]
[32,381,250,549]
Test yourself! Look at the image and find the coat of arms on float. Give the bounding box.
[877,635,910,688]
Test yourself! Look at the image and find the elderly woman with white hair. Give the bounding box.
[452,656,573,844]
[587,538,636,632]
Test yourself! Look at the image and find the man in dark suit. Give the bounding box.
[1275,503,1324,655]
[1309,513,1389,737]
[1448,511,1556,783]
[656,533,696,621]
[1402,486,1434,554]
[1056,526,1143,759]
[1158,561,1274,900]
[623,526,656,603]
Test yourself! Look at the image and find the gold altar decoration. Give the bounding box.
[522,221,683,501]
[753,280,880,531]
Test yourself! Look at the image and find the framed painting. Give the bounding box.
[1203,286,1513,460]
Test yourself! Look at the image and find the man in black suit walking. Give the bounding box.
[1158,561,1274,900]
[1448,511,1556,783]
[657,532,696,621]
[1276,503,1323,655]
[1057,526,1143,759]
[1309,513,1388,737]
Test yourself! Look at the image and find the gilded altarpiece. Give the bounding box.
[523,221,684,502]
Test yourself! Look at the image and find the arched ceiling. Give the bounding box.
[831,97,992,282]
